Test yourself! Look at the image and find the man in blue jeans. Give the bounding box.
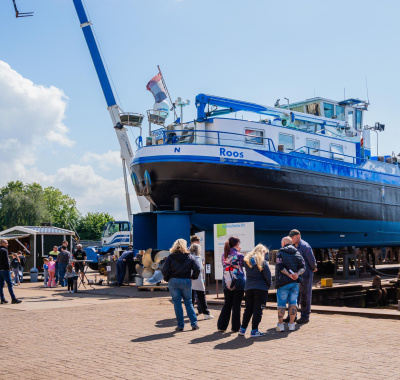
[56,245,71,286]
[0,239,22,304]
[275,236,305,332]
[288,229,317,324]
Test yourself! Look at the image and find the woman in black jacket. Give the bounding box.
[238,244,271,337]
[162,239,200,331]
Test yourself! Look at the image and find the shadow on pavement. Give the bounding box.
[155,317,181,328]
[213,327,296,349]
[131,331,177,342]
[190,331,234,345]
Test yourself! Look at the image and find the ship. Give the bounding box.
[130,93,400,250]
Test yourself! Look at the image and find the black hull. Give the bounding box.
[132,161,400,223]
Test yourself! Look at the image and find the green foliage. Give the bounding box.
[0,182,115,238]
[76,212,115,240]
[43,187,80,229]
[0,182,48,229]
[0,181,80,231]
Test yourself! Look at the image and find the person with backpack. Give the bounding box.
[17,251,26,283]
[217,236,245,333]
[11,253,21,286]
[238,244,271,337]
[162,239,200,331]
[275,236,305,332]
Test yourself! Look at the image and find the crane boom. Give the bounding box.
[72,0,137,218]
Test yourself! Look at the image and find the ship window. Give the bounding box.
[323,103,335,119]
[347,110,354,129]
[330,143,344,161]
[279,133,294,153]
[290,105,305,113]
[356,110,362,130]
[306,139,320,156]
[245,129,264,145]
[336,105,345,121]
[305,103,321,116]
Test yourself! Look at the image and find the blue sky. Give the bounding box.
[1,0,399,219]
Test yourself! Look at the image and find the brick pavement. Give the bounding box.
[0,284,399,380]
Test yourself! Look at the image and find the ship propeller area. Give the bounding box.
[136,248,170,284]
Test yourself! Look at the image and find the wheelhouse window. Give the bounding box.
[347,110,354,129]
[356,110,362,130]
[245,129,264,145]
[306,138,320,156]
[323,103,334,119]
[330,143,344,161]
[279,133,294,153]
[336,105,345,121]
[290,105,305,113]
[305,102,321,116]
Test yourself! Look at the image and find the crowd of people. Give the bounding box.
[44,240,86,292]
[1,228,317,334]
[162,229,317,336]
[0,237,88,305]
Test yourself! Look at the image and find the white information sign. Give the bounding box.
[106,266,111,272]
[213,222,255,280]
[205,264,211,274]
[196,231,206,261]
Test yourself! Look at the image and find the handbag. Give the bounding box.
[223,267,237,290]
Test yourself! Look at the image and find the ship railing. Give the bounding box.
[292,145,363,164]
[160,129,276,152]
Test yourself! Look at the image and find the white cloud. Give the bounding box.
[82,150,121,171]
[0,61,137,220]
[0,61,74,148]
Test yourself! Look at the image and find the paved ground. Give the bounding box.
[1,283,399,380]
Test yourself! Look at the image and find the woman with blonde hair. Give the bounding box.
[189,243,213,320]
[162,239,201,331]
[238,244,271,337]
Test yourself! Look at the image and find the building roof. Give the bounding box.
[0,226,75,236]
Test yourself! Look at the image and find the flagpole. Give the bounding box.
[157,65,177,120]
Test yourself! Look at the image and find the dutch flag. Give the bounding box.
[146,73,167,103]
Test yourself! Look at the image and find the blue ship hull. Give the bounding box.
[132,145,400,249]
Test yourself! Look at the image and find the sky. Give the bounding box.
[1,0,400,220]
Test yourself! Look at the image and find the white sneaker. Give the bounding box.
[288,323,296,331]
[276,323,285,332]
[204,314,214,320]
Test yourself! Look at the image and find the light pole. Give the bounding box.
[174,97,190,125]
[364,122,385,157]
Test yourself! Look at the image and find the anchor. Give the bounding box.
[12,0,34,17]
[131,170,152,197]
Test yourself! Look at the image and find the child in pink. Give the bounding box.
[47,257,56,287]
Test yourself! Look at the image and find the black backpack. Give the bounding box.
[19,256,26,267]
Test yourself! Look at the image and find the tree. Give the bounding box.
[0,182,48,229]
[0,182,80,231]
[43,187,80,229]
[76,212,115,240]
[1,191,47,228]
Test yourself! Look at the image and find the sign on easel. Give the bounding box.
[213,222,255,280]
